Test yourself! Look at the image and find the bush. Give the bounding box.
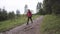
[40,15,60,34]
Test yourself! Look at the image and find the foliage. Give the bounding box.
[43,0,60,14]
[36,2,44,15]
[0,15,40,32]
[37,8,45,15]
[8,11,15,19]
[16,10,20,17]
[0,8,16,21]
[40,15,60,34]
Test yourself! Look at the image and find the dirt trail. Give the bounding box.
[0,16,44,34]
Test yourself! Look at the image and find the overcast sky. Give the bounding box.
[0,0,43,14]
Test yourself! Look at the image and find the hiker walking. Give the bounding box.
[27,9,33,25]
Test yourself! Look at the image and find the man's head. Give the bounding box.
[28,9,30,12]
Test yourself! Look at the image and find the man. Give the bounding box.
[27,9,33,25]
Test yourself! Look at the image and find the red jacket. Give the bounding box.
[27,10,32,17]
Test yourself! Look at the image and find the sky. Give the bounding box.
[0,0,43,14]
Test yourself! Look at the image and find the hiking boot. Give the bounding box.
[26,23,29,25]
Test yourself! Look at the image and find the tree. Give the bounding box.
[24,4,28,14]
[36,2,42,13]
[16,10,20,17]
[52,0,60,14]
[8,11,15,19]
[2,8,7,20]
[0,8,8,21]
[43,0,60,14]
[0,8,2,21]
[0,8,16,21]
[36,2,45,15]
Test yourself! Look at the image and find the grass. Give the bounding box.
[0,15,40,32]
[40,15,60,34]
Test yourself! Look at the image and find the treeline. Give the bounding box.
[0,8,20,21]
[37,0,60,15]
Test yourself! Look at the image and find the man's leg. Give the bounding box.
[27,17,29,25]
[30,17,33,23]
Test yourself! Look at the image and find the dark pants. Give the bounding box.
[27,17,33,25]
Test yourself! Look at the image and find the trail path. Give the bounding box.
[1,16,44,34]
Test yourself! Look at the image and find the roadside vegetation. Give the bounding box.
[40,15,60,34]
[36,0,60,34]
[0,15,40,32]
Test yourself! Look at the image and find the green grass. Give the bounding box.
[0,15,40,32]
[40,15,60,34]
